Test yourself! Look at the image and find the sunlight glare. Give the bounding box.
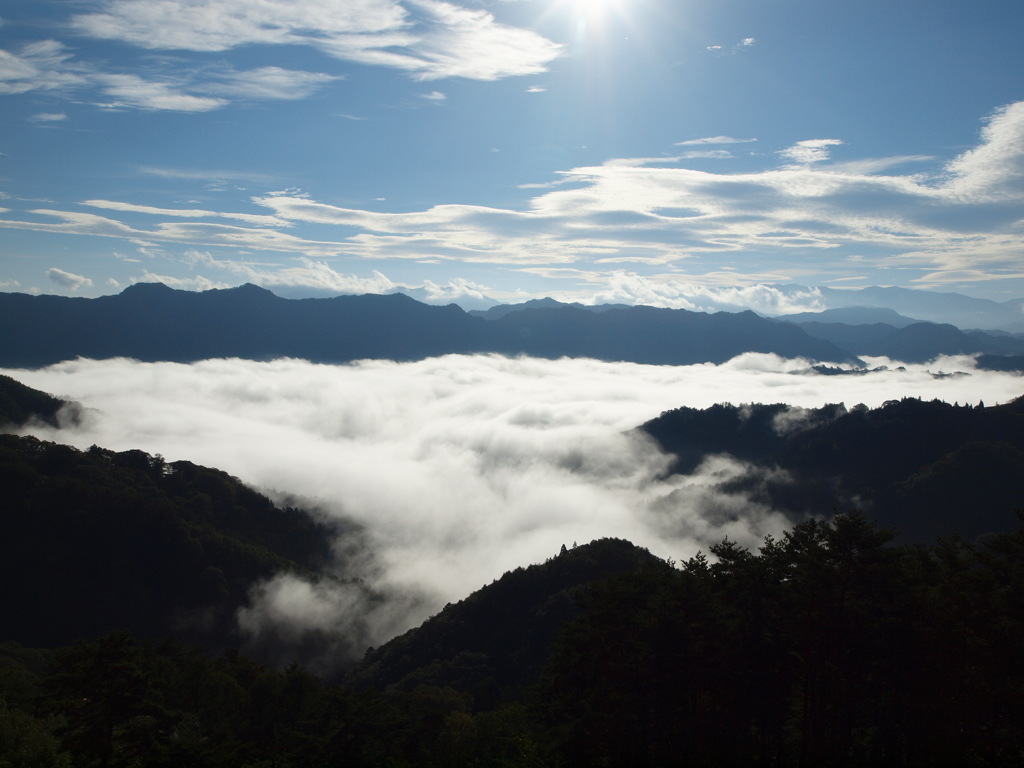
[558,0,629,30]
[577,0,620,20]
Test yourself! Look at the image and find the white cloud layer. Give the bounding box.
[46,267,93,290]
[6,354,1022,656]
[70,0,561,81]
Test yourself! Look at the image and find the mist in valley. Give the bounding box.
[6,352,1022,654]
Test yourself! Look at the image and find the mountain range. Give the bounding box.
[3,282,1024,369]
[792,284,1024,332]
[454,282,1024,332]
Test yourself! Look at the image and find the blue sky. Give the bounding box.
[1,0,1023,309]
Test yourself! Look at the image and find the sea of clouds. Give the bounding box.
[6,353,1022,662]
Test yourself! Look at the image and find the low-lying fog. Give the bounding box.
[6,353,1021,660]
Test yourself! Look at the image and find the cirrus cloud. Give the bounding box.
[0,39,339,111]
[1,102,1022,295]
[70,0,562,82]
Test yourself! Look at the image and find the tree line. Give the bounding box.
[4,511,1024,766]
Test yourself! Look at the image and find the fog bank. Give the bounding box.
[6,353,1021,656]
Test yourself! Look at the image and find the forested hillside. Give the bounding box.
[0,434,347,652]
[4,514,1024,766]
[641,395,1024,541]
[347,538,662,703]
[0,374,77,429]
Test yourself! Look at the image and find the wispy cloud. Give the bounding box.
[180,249,400,294]
[70,0,412,51]
[676,136,757,146]
[678,150,735,160]
[199,66,340,101]
[70,0,561,82]
[136,166,275,184]
[944,101,1024,201]
[82,199,287,226]
[399,0,562,80]
[0,0,560,116]
[0,39,338,111]
[0,40,88,95]
[526,271,830,313]
[30,112,67,122]
[2,102,1022,294]
[94,72,229,111]
[778,138,843,165]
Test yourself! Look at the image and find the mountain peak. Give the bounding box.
[206,283,278,300]
[231,282,274,295]
[120,281,175,296]
[346,537,662,697]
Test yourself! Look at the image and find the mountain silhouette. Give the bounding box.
[0,373,79,428]
[775,305,920,327]
[0,283,859,366]
[346,538,662,705]
[0,431,346,653]
[487,304,857,364]
[773,283,1024,332]
[783,318,1024,362]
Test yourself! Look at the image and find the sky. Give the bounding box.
[1,0,1023,308]
[7,353,1023,662]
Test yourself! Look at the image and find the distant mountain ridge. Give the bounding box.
[781,318,1024,363]
[807,284,1024,332]
[9,282,1024,368]
[468,297,632,319]
[468,283,1024,332]
[772,306,920,327]
[0,283,859,367]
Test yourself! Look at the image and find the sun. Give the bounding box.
[548,0,633,39]
[572,0,622,20]
[537,0,642,46]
